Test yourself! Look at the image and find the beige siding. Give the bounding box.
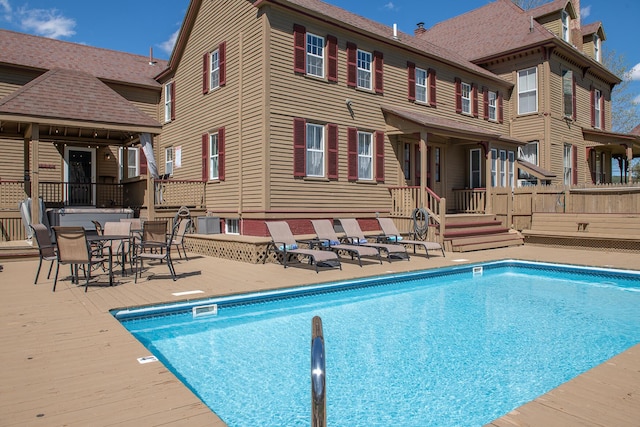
[0,138,25,180]
[537,13,562,37]
[109,83,160,120]
[0,68,40,99]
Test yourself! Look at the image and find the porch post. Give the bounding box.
[145,135,156,220]
[626,145,633,184]
[419,131,428,208]
[483,141,492,214]
[27,124,41,224]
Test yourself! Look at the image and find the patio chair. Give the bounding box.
[266,221,341,273]
[102,221,132,273]
[169,217,191,260]
[52,226,110,292]
[337,218,409,262]
[91,220,103,235]
[30,223,57,284]
[311,220,381,266]
[377,217,445,258]
[134,220,177,282]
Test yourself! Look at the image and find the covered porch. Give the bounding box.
[582,128,640,184]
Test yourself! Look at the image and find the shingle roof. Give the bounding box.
[0,68,161,131]
[631,125,640,136]
[530,0,574,19]
[581,22,605,40]
[418,0,556,62]
[0,29,167,88]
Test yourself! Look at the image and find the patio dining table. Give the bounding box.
[86,234,131,284]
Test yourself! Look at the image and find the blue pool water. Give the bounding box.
[116,260,640,427]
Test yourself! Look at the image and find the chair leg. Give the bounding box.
[53,263,60,292]
[167,256,177,281]
[47,261,54,279]
[183,243,189,261]
[34,258,43,284]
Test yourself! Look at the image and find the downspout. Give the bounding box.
[238,31,244,224]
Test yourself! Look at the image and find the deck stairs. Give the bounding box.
[439,214,523,252]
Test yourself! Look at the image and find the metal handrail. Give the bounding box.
[311,316,326,427]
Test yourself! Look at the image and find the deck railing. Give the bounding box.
[451,188,486,214]
[154,179,206,209]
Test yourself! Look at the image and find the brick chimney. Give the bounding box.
[414,22,427,36]
[570,0,582,49]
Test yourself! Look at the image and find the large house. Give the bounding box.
[1,0,638,242]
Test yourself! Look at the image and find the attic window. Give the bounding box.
[561,10,570,43]
[593,34,601,62]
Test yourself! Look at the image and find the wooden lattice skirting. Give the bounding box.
[524,236,640,253]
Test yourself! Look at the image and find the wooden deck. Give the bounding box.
[1,245,639,426]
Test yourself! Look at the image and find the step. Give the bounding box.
[452,237,524,252]
[444,220,502,229]
[443,226,510,239]
[450,232,523,247]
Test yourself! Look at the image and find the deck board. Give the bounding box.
[1,246,639,426]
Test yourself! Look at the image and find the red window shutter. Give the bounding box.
[428,68,437,107]
[293,118,306,177]
[327,123,338,179]
[293,24,306,74]
[472,84,478,118]
[482,86,488,120]
[218,127,225,181]
[455,78,462,113]
[201,133,209,181]
[590,87,595,127]
[375,131,385,182]
[139,148,148,176]
[572,75,576,120]
[219,41,226,86]
[497,91,503,124]
[347,127,357,181]
[374,51,384,94]
[327,35,338,82]
[407,62,416,101]
[346,42,357,87]
[202,52,209,94]
[170,81,176,120]
[572,145,578,184]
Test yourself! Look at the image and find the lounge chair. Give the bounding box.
[266,221,341,273]
[337,218,409,262]
[377,217,445,258]
[311,220,381,266]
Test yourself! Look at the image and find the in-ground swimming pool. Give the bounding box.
[114,260,640,427]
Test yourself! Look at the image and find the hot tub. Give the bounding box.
[47,207,134,231]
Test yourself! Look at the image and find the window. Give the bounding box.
[561,10,570,43]
[225,218,239,235]
[403,143,411,180]
[461,82,471,114]
[127,148,139,178]
[306,33,324,77]
[563,143,572,185]
[470,148,482,188]
[357,50,372,90]
[415,68,427,103]
[594,89,602,129]
[165,147,174,176]
[435,147,441,182]
[490,149,497,187]
[210,48,220,90]
[202,42,225,94]
[593,34,601,62]
[209,133,219,180]
[518,67,538,115]
[562,69,574,118]
[488,91,497,121]
[518,141,539,165]
[164,82,174,122]
[500,150,507,187]
[508,151,515,188]
[306,123,324,177]
[358,131,373,180]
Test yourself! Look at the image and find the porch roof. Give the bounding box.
[0,68,162,137]
[518,159,556,180]
[583,127,640,157]
[380,105,527,146]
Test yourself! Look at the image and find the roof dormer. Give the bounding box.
[531,0,578,45]
[581,22,606,63]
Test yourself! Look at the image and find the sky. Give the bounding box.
[0,0,638,115]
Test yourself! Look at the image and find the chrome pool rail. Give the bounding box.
[311,316,326,427]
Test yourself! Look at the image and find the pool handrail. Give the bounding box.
[311,316,326,427]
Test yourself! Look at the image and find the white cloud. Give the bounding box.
[383,2,398,11]
[634,94,640,105]
[628,63,640,81]
[18,7,75,39]
[1,0,12,22]
[158,29,180,56]
[580,5,591,20]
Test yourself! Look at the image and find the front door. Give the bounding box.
[65,147,95,206]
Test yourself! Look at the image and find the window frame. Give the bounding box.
[593,34,601,62]
[357,131,373,180]
[225,218,240,235]
[490,148,497,188]
[508,151,515,188]
[164,82,174,123]
[562,10,570,43]
[209,132,219,180]
[470,148,482,188]
[165,146,174,177]
[306,32,325,78]
[594,89,602,129]
[356,49,372,90]
[127,147,140,178]
[488,90,497,121]
[518,67,538,115]
[461,82,471,115]
[306,123,325,177]
[415,67,428,103]
[563,143,572,185]
[562,69,574,118]
[209,48,220,91]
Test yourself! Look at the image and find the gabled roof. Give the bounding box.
[0,68,161,132]
[0,29,167,89]
[420,0,557,62]
[530,0,577,19]
[632,125,640,136]
[581,22,606,41]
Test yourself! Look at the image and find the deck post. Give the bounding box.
[27,124,41,225]
[419,131,428,210]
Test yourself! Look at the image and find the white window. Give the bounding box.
[415,67,427,103]
[164,82,173,122]
[165,147,174,176]
[490,149,497,187]
[518,67,538,115]
[562,69,573,118]
[209,133,219,180]
[358,131,373,180]
[127,148,139,178]
[594,89,602,129]
[306,123,324,177]
[461,82,471,114]
[563,143,572,185]
[357,49,372,90]
[518,141,539,165]
[593,34,601,62]
[561,10,570,43]
[508,151,515,188]
[225,218,239,235]
[209,48,220,90]
[470,148,482,188]
[488,91,497,121]
[500,150,507,187]
[306,33,324,78]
